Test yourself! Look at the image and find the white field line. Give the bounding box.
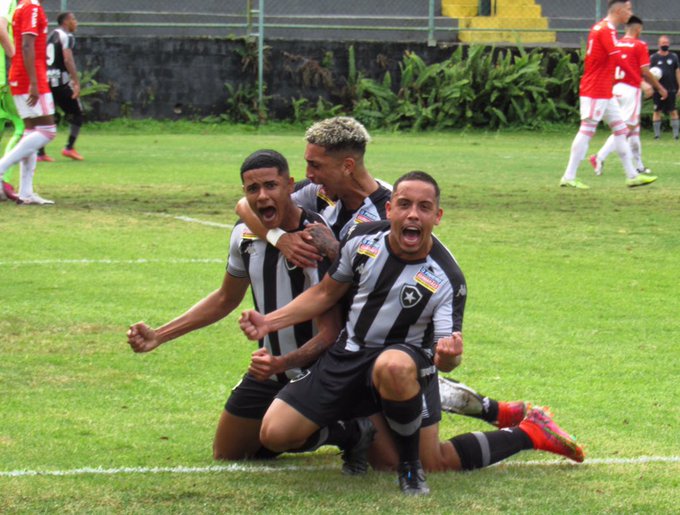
[0,258,224,266]
[1,456,678,478]
[144,212,234,230]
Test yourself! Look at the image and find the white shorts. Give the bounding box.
[613,82,642,126]
[579,96,623,125]
[12,92,55,119]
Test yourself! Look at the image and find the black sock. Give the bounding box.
[253,446,281,460]
[294,420,358,452]
[450,428,533,470]
[37,147,45,157]
[67,135,76,150]
[464,397,499,424]
[383,394,422,463]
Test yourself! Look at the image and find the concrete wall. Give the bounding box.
[77,37,457,120]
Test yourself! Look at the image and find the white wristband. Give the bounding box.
[266,228,286,247]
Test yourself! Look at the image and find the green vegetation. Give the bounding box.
[1,126,679,512]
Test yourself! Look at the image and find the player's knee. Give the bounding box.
[36,124,57,143]
[373,354,417,396]
[259,420,294,452]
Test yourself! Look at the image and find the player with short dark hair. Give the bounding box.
[127,149,364,461]
[590,16,667,175]
[650,35,680,140]
[38,11,84,161]
[560,0,656,189]
[240,172,584,496]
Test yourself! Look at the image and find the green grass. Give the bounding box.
[1,124,679,513]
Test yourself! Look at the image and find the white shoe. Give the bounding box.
[18,193,55,205]
[438,376,485,415]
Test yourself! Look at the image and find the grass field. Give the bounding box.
[1,123,679,513]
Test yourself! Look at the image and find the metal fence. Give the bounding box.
[41,1,680,47]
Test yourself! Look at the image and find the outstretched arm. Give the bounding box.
[127,273,250,353]
[240,273,350,341]
[248,304,342,380]
[235,197,322,268]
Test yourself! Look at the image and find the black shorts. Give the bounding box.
[276,343,441,428]
[224,373,285,420]
[50,84,84,119]
[653,90,677,114]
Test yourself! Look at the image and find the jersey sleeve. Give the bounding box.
[328,233,358,283]
[226,224,248,278]
[599,24,619,55]
[18,4,40,35]
[638,41,650,69]
[291,182,320,212]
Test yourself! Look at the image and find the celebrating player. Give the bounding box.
[237,117,528,429]
[127,149,362,461]
[590,16,667,176]
[240,172,584,496]
[560,0,656,189]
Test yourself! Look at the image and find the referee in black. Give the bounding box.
[38,11,84,162]
[651,35,680,140]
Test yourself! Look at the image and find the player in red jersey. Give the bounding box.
[560,0,656,189]
[591,16,667,176]
[0,0,57,205]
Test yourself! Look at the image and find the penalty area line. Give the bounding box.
[2,456,679,478]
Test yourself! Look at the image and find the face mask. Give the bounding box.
[661,45,670,51]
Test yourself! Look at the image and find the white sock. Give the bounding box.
[0,125,57,180]
[597,135,616,163]
[563,121,596,181]
[609,121,637,179]
[628,130,643,169]
[19,151,37,198]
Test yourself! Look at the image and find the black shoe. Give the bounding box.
[398,460,430,496]
[341,418,376,475]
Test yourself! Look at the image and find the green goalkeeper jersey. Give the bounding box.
[0,0,16,86]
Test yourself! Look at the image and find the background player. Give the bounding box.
[650,35,680,140]
[0,0,56,205]
[559,0,656,190]
[38,11,83,162]
[0,0,24,201]
[590,16,667,175]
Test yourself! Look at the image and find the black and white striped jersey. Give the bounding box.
[46,28,76,88]
[227,209,331,382]
[291,179,392,240]
[329,221,467,352]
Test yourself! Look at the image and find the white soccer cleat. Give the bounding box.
[589,155,604,176]
[18,193,55,205]
[438,376,485,415]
